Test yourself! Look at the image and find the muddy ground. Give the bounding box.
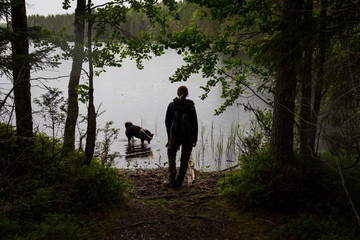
[98,168,277,240]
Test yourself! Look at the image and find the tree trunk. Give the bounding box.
[10,0,33,140]
[299,0,313,157]
[270,0,303,160]
[63,0,86,154]
[85,0,96,166]
[309,0,327,155]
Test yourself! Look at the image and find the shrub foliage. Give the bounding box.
[219,150,360,239]
[0,123,128,240]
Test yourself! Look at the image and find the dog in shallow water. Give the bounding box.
[125,122,153,146]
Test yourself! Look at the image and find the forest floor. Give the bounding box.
[97,168,278,240]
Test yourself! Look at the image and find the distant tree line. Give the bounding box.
[27,2,222,41]
[28,13,75,35]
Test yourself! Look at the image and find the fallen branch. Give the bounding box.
[221,164,240,172]
[183,191,214,200]
[256,218,277,227]
[176,200,206,212]
[198,194,216,200]
[184,188,196,199]
[184,215,211,220]
[134,194,178,200]
[198,186,212,191]
[113,221,149,230]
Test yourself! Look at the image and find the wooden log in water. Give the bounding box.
[124,150,153,158]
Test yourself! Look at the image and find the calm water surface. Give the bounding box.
[26,49,267,171]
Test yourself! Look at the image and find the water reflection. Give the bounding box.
[125,140,153,160]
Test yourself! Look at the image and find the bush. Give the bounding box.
[0,123,17,169]
[319,151,360,209]
[0,212,20,240]
[219,150,326,212]
[0,124,128,239]
[21,213,98,240]
[218,149,360,239]
[68,161,127,212]
[268,214,351,240]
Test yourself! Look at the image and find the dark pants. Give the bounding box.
[167,138,193,184]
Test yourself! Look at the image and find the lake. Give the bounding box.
[19,49,267,171]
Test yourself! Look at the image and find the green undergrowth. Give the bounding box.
[0,123,128,240]
[218,150,360,240]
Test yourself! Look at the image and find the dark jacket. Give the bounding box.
[165,98,198,143]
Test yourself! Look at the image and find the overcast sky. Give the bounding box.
[26,0,73,16]
[26,0,102,16]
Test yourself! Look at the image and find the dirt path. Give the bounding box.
[99,168,275,239]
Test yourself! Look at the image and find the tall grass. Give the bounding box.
[210,120,214,154]
[193,118,248,171]
[226,121,240,160]
[200,123,207,169]
[216,130,224,170]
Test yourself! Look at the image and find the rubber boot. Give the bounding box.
[164,146,177,188]
[163,176,177,188]
[176,143,192,188]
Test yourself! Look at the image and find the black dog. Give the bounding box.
[125,122,153,145]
